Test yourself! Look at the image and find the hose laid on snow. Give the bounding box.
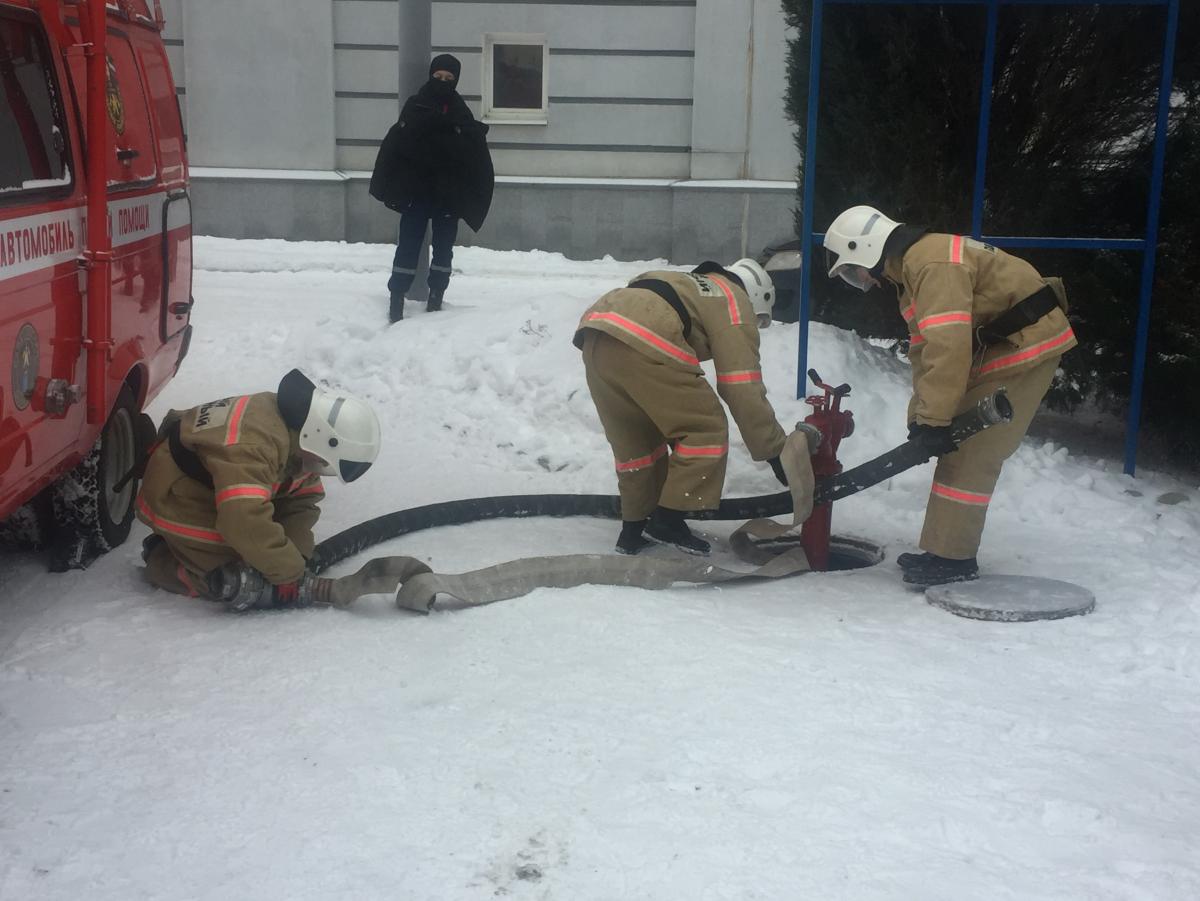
[311,389,1011,576]
[309,490,789,575]
[358,429,819,613]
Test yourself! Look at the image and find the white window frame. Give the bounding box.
[481,33,548,125]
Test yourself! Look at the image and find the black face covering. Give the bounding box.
[426,77,456,97]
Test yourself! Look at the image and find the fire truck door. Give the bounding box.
[134,41,190,341]
[67,32,164,381]
[159,191,190,341]
[0,10,83,508]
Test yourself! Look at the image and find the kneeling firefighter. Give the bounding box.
[823,205,1077,587]
[136,370,381,609]
[575,260,789,557]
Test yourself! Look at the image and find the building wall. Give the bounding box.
[430,0,697,179]
[180,0,337,170]
[748,0,798,181]
[166,0,799,261]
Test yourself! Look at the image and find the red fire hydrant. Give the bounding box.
[799,369,854,571]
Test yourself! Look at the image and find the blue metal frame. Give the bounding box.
[796,0,1180,475]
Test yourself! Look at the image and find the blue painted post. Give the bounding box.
[1123,0,1179,475]
[797,0,826,397]
[971,0,1000,237]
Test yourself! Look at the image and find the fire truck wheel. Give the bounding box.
[96,385,139,547]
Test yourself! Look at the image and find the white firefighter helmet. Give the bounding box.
[277,370,381,483]
[823,205,901,291]
[726,258,775,328]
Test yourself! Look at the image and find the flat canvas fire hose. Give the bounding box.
[390,426,820,613]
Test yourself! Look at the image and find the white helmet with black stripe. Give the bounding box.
[725,258,775,328]
[277,370,381,483]
[823,205,901,292]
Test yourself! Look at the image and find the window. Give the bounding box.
[0,13,70,198]
[482,34,548,124]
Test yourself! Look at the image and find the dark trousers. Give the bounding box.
[388,202,459,298]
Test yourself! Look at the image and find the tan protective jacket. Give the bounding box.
[574,269,786,460]
[885,234,1077,426]
[136,392,325,584]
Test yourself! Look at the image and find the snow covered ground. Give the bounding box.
[2,238,1199,900]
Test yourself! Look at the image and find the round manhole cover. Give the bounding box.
[926,575,1095,622]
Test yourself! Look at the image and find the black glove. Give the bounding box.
[907,423,959,458]
[767,455,788,486]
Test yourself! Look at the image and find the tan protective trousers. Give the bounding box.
[581,330,729,520]
[920,355,1060,559]
[142,536,236,598]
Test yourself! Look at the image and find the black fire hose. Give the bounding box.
[310,493,781,574]
[311,390,1012,574]
[814,387,1013,506]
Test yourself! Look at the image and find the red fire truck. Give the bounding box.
[0,0,191,569]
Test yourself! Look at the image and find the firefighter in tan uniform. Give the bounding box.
[575,259,789,556]
[824,205,1077,586]
[136,370,381,609]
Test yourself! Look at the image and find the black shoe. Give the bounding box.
[389,293,404,323]
[426,290,443,312]
[896,551,936,570]
[615,519,652,556]
[902,554,979,587]
[645,507,710,557]
[141,533,165,564]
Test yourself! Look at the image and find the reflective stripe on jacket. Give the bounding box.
[135,392,324,584]
[574,270,786,461]
[886,234,1078,426]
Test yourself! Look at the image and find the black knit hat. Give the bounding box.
[429,54,461,83]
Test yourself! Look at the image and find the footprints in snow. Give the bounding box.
[473,831,567,896]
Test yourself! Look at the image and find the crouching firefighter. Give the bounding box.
[135,370,382,610]
[575,259,789,557]
[823,205,1077,587]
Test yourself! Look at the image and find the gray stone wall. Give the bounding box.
[193,174,795,265]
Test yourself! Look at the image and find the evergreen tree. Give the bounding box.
[782,0,1199,463]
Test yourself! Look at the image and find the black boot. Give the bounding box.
[645,506,710,557]
[389,293,404,323]
[426,289,443,312]
[902,553,978,587]
[615,519,652,556]
[141,533,165,564]
[896,551,936,570]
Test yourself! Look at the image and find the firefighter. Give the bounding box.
[575,259,789,557]
[823,205,1077,586]
[369,54,494,322]
[136,370,381,609]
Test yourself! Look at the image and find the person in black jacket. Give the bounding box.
[369,54,495,323]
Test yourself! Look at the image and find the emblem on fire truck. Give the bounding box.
[11,324,39,411]
[105,55,125,135]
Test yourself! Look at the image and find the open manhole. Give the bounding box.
[827,535,885,571]
[747,534,883,572]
